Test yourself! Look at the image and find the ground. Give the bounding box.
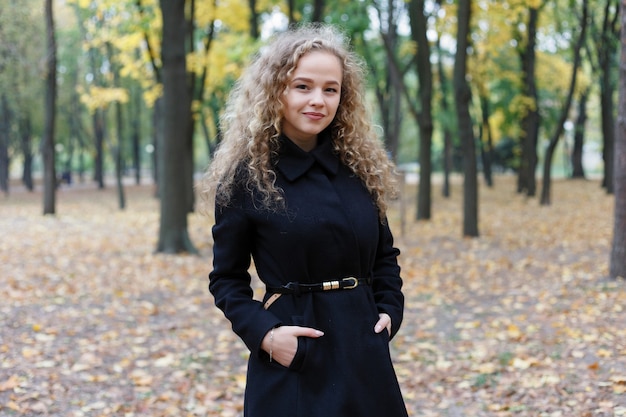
[1,175,625,416]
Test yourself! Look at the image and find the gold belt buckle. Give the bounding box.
[342,277,358,289]
[321,277,359,291]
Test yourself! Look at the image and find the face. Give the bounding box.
[280,50,343,151]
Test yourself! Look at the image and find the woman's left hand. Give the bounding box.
[374,313,391,336]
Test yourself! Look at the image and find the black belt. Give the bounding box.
[267,277,372,295]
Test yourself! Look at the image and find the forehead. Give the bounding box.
[291,51,343,81]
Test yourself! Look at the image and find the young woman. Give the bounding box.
[200,24,408,417]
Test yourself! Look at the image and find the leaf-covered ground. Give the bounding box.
[1,176,625,416]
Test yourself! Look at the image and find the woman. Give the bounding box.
[200,24,408,417]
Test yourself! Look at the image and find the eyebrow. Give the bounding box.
[292,77,341,85]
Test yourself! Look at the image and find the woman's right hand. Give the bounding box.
[261,326,324,367]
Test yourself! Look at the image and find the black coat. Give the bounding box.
[209,134,408,417]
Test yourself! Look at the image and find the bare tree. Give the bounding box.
[157,0,196,253]
[516,6,541,196]
[435,34,454,198]
[42,0,57,215]
[373,0,404,160]
[105,41,126,210]
[571,87,590,178]
[540,0,588,205]
[454,0,478,237]
[596,0,620,193]
[409,0,434,220]
[0,96,10,195]
[609,0,626,279]
[71,3,106,189]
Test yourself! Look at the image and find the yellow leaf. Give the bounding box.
[507,323,522,340]
[21,347,40,359]
[455,320,480,329]
[611,375,626,384]
[475,362,497,374]
[154,354,176,368]
[512,357,532,369]
[234,373,246,389]
[0,375,20,392]
[130,369,153,386]
[6,401,22,412]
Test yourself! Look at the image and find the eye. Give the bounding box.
[295,84,309,90]
[325,87,339,93]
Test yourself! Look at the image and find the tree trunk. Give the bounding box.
[43,0,57,215]
[479,94,494,187]
[184,110,195,213]
[248,0,259,39]
[361,36,393,163]
[287,0,295,24]
[20,115,34,191]
[114,100,126,210]
[67,67,87,185]
[600,72,616,192]
[540,0,587,206]
[184,0,196,214]
[107,42,126,210]
[204,96,222,156]
[517,6,540,197]
[454,0,478,237]
[375,0,403,161]
[93,109,105,189]
[436,35,453,198]
[200,109,214,156]
[436,34,452,198]
[609,0,626,279]
[157,0,196,254]
[0,95,10,195]
[132,83,142,185]
[409,0,434,220]
[311,0,324,22]
[152,97,163,194]
[136,0,163,194]
[75,3,106,190]
[599,0,620,193]
[571,89,588,178]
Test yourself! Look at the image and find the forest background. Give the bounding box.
[1,0,625,263]
[1,0,626,415]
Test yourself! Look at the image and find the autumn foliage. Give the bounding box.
[1,176,625,416]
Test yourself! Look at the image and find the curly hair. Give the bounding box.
[198,23,397,219]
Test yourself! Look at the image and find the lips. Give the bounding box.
[304,112,325,120]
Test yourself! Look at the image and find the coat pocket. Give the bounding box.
[288,315,311,372]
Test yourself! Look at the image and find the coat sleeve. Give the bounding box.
[209,197,282,357]
[372,220,404,340]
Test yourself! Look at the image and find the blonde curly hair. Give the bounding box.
[199,24,397,219]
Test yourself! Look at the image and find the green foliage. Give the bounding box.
[0,0,46,150]
[0,0,611,180]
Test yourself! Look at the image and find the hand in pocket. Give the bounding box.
[374,313,391,337]
[261,326,324,367]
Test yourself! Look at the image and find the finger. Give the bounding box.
[374,314,391,334]
[291,326,324,338]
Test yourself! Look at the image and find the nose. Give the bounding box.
[309,88,324,106]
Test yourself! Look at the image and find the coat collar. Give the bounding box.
[275,131,340,182]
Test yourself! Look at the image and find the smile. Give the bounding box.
[304,112,325,120]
